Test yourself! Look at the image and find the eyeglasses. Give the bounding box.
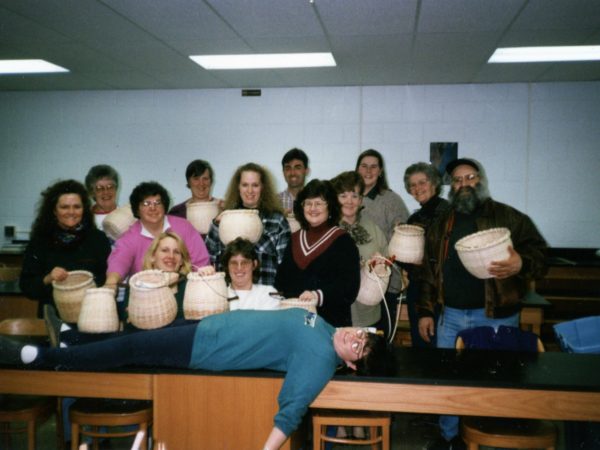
[351,328,368,358]
[408,179,430,191]
[94,184,116,193]
[228,259,253,269]
[302,200,328,210]
[141,199,163,208]
[451,173,479,184]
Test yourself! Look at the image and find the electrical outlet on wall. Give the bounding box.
[4,225,16,239]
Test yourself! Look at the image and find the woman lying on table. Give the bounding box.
[1,309,395,450]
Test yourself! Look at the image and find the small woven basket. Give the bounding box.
[286,214,301,233]
[77,288,120,333]
[388,224,425,264]
[0,263,21,282]
[128,270,178,329]
[186,200,220,234]
[183,271,229,319]
[455,227,512,279]
[218,209,264,245]
[52,271,96,323]
[102,204,136,241]
[279,298,318,314]
[356,261,391,306]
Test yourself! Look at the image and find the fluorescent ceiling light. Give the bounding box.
[189,52,336,70]
[0,59,69,74]
[488,46,600,63]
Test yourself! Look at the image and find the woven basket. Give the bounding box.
[218,209,264,245]
[52,271,96,323]
[183,271,229,319]
[186,200,220,234]
[388,224,425,264]
[455,228,512,279]
[128,270,178,329]
[77,288,120,333]
[286,214,301,233]
[279,298,318,314]
[356,261,391,306]
[102,204,136,241]
[0,263,21,282]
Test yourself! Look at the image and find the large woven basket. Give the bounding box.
[186,200,220,234]
[455,228,512,279]
[0,263,21,281]
[77,287,120,333]
[356,261,391,306]
[52,271,96,323]
[128,270,178,329]
[279,298,318,314]
[286,214,301,233]
[218,209,264,245]
[102,204,136,241]
[388,224,425,264]
[183,271,229,319]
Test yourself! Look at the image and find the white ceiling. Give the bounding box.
[1,0,600,91]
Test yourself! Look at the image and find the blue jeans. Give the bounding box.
[436,306,519,441]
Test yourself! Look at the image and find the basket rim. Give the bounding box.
[129,269,170,289]
[52,270,95,290]
[455,227,511,252]
[220,208,259,217]
[393,224,425,235]
[186,199,220,208]
[280,298,318,307]
[187,271,226,281]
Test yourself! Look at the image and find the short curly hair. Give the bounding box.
[293,179,341,230]
[129,181,171,219]
[403,162,442,197]
[84,164,120,196]
[220,237,259,284]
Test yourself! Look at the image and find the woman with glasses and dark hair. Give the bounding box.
[275,179,360,327]
[198,237,280,311]
[84,164,120,232]
[205,162,290,287]
[168,159,223,220]
[105,181,209,288]
[19,179,112,318]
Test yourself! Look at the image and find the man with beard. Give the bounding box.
[278,148,310,214]
[417,158,547,450]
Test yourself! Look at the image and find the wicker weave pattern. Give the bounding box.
[52,271,96,323]
[128,270,177,329]
[183,272,229,319]
[186,200,220,234]
[455,227,512,279]
[77,288,120,333]
[388,224,425,264]
[102,204,136,241]
[218,209,264,245]
[279,298,318,314]
[0,263,21,281]
[356,262,391,306]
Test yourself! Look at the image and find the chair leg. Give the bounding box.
[381,422,390,450]
[140,423,148,450]
[71,423,79,450]
[27,419,35,450]
[370,426,377,450]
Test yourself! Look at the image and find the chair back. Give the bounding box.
[455,325,544,353]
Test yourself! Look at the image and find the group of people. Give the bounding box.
[5,147,547,450]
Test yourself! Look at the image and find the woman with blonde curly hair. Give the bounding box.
[205,162,290,286]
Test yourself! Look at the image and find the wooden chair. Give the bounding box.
[312,409,391,450]
[456,327,557,450]
[0,318,62,450]
[69,398,152,450]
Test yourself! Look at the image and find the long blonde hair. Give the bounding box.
[142,231,192,275]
